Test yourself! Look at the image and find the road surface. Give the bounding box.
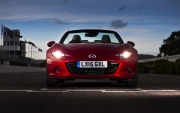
[0,72,180,113]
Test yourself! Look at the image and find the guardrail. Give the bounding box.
[138,54,180,63]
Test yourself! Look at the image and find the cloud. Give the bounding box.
[117,6,126,11]
[54,19,68,24]
[110,19,128,29]
[140,41,154,43]
[0,0,179,25]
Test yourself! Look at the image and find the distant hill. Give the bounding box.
[138,54,156,60]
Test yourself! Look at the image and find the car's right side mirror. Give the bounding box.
[127,41,135,47]
[47,41,55,47]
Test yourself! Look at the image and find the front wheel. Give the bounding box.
[46,71,57,87]
[126,70,138,87]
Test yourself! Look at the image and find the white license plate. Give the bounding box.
[77,61,107,68]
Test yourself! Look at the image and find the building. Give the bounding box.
[2,29,22,57]
[0,26,38,67]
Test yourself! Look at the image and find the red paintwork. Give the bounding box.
[46,42,138,79]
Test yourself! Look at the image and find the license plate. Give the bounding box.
[77,61,107,68]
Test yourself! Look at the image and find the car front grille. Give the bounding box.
[66,61,119,75]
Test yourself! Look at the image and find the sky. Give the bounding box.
[0,0,180,59]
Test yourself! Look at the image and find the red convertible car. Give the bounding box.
[46,29,138,87]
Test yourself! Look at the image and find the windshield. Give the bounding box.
[62,31,123,44]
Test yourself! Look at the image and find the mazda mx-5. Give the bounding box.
[46,29,138,87]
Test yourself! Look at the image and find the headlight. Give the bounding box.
[52,51,65,59]
[120,51,132,59]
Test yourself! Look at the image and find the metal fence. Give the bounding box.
[0,49,39,66]
[138,54,180,63]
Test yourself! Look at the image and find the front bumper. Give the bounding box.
[47,60,137,79]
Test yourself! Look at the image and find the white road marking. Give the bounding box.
[0,90,69,92]
[40,88,143,92]
[26,90,69,92]
[0,90,33,92]
[102,90,146,93]
[102,89,180,93]
[143,90,179,92]
[0,89,180,93]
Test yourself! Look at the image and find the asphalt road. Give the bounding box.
[0,72,180,113]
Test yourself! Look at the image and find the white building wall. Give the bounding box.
[3,30,21,50]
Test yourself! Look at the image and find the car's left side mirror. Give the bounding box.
[47,41,55,47]
[127,41,135,47]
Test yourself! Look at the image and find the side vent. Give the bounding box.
[126,66,132,73]
[51,66,59,73]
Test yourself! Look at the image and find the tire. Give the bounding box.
[126,69,138,87]
[46,71,57,87]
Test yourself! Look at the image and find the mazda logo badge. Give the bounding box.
[88,54,96,58]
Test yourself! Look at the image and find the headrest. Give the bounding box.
[101,35,111,43]
[72,35,81,42]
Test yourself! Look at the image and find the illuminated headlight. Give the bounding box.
[52,51,67,59]
[120,51,132,59]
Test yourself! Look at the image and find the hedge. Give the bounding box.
[138,59,180,75]
[138,63,148,74]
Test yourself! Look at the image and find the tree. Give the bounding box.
[157,54,162,57]
[159,30,180,57]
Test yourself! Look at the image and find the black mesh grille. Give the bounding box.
[66,61,119,75]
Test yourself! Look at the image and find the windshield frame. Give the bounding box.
[59,29,124,44]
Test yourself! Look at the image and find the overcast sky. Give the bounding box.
[0,0,180,59]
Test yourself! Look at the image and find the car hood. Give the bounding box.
[56,43,128,60]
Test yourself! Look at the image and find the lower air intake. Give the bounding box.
[66,61,119,75]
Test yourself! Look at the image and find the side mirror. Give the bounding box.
[127,41,135,47]
[47,41,55,47]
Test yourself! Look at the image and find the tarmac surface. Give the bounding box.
[0,72,180,113]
